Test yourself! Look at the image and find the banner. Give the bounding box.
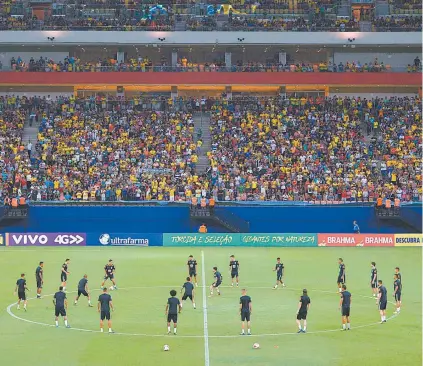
[87,233,162,247]
[164,233,237,246]
[6,233,86,246]
[163,233,318,247]
[394,234,423,247]
[318,234,395,247]
[240,234,317,247]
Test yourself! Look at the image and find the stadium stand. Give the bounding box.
[0,95,421,203]
[0,0,420,31]
[4,55,421,73]
[207,95,422,202]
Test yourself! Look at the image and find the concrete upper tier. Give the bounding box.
[0,31,421,46]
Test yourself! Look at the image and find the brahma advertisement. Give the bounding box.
[317,234,395,247]
[6,233,86,246]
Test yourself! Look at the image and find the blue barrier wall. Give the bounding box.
[1,204,421,234]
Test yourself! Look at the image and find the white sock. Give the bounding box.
[109,328,112,333]
[338,288,342,293]
[303,326,306,331]
[168,326,171,333]
[248,328,251,334]
[55,321,59,326]
[65,320,68,326]
[274,285,278,288]
[100,328,104,332]
[17,305,20,309]
[193,303,196,308]
[241,329,245,334]
[88,300,91,305]
[397,307,400,311]
[347,323,350,329]
[63,287,66,291]
[180,302,183,308]
[298,324,302,330]
[342,324,346,329]
[174,328,177,334]
[24,303,27,309]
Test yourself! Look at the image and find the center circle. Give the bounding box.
[6,286,399,338]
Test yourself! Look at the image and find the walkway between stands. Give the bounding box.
[193,111,212,175]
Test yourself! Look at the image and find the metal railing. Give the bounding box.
[2,64,419,73]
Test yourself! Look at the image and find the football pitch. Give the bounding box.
[0,247,421,366]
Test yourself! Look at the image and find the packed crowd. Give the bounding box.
[0,94,421,203]
[220,16,359,32]
[0,0,420,31]
[374,16,422,31]
[8,54,414,73]
[207,95,422,202]
[0,98,30,202]
[0,94,208,202]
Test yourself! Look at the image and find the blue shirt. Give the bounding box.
[379,285,387,302]
[341,290,351,307]
[54,291,66,308]
[214,271,222,282]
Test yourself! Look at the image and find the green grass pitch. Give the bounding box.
[0,247,421,366]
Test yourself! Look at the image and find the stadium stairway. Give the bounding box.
[22,115,39,146]
[174,20,187,31]
[359,20,372,32]
[0,206,29,230]
[375,0,391,17]
[375,207,422,233]
[337,0,352,17]
[190,206,250,233]
[193,112,211,175]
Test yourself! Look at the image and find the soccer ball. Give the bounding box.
[109,286,114,291]
[253,343,260,349]
[163,344,170,351]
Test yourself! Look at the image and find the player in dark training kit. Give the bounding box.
[14,273,28,311]
[393,274,401,314]
[395,267,402,284]
[370,262,378,298]
[101,259,117,290]
[337,258,346,293]
[35,261,44,299]
[74,274,93,307]
[339,285,351,330]
[166,289,181,335]
[98,287,114,333]
[273,257,285,289]
[60,259,70,291]
[210,267,222,296]
[378,280,388,323]
[53,286,70,328]
[187,255,198,287]
[181,277,196,309]
[239,289,252,335]
[296,289,311,333]
[229,255,240,287]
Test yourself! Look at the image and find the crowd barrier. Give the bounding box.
[1,233,421,247]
